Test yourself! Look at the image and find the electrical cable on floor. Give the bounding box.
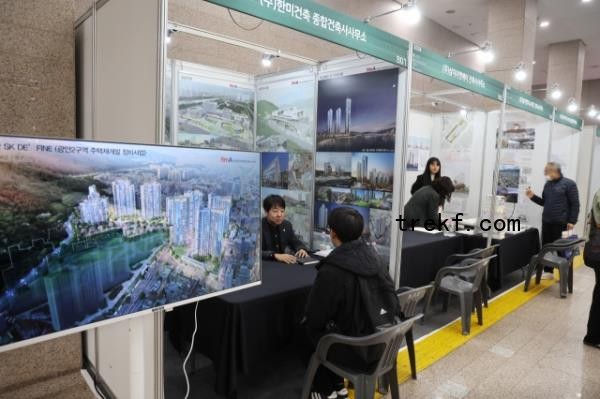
[183,300,200,399]
[228,8,264,31]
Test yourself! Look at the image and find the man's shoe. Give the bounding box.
[541,272,554,280]
[310,391,337,399]
[336,387,348,399]
[583,337,600,349]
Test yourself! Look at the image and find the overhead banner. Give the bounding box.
[506,88,554,120]
[411,45,505,102]
[555,109,583,131]
[205,0,409,67]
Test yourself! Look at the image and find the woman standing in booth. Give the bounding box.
[410,157,442,195]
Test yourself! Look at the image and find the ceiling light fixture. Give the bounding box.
[480,41,495,63]
[365,0,421,25]
[550,83,562,100]
[539,20,550,28]
[166,29,175,45]
[448,41,494,63]
[567,98,578,113]
[460,107,468,118]
[588,105,598,118]
[514,61,527,81]
[582,0,593,4]
[261,54,276,67]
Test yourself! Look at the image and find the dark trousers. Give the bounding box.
[542,222,567,272]
[586,267,600,342]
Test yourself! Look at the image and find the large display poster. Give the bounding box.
[0,136,260,350]
[177,72,255,151]
[257,70,316,249]
[256,75,316,153]
[313,67,398,259]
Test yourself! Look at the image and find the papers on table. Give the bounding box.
[413,227,442,234]
[314,248,333,257]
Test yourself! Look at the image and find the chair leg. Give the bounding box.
[535,265,543,285]
[524,260,534,291]
[442,292,450,312]
[300,355,320,399]
[406,328,417,380]
[388,362,400,399]
[354,375,376,399]
[474,292,483,326]
[568,262,574,294]
[459,293,473,335]
[559,263,568,298]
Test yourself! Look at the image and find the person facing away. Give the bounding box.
[261,194,309,264]
[526,162,580,279]
[410,157,441,195]
[584,188,600,349]
[403,176,455,229]
[303,207,400,399]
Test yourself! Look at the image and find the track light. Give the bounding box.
[481,41,495,63]
[365,0,421,25]
[588,105,598,118]
[567,98,578,113]
[460,108,468,118]
[261,54,276,67]
[166,29,175,45]
[549,83,562,100]
[539,20,550,28]
[514,62,527,81]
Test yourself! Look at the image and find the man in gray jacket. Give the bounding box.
[526,162,580,278]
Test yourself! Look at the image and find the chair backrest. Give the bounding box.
[444,245,499,266]
[397,285,433,318]
[316,315,421,377]
[541,238,585,254]
[456,256,496,290]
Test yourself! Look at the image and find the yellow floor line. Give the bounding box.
[348,256,584,399]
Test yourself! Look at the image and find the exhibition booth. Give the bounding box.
[0,0,592,398]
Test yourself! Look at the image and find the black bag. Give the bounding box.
[584,210,600,268]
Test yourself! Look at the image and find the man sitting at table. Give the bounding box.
[303,207,399,399]
[262,194,309,264]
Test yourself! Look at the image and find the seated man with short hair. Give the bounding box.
[303,207,399,399]
[262,194,309,264]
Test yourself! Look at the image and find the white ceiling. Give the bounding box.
[418,0,600,85]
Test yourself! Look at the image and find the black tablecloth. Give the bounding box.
[167,229,536,397]
[167,261,317,398]
[463,228,540,290]
[399,231,465,287]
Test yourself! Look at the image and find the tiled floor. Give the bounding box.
[397,266,600,399]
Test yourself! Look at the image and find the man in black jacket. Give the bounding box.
[526,162,580,277]
[262,194,309,264]
[304,207,399,399]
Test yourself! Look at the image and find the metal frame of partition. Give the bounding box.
[73,0,587,397]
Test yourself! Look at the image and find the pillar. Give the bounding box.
[546,40,586,109]
[486,0,538,92]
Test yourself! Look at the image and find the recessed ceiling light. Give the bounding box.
[539,20,550,28]
[582,0,593,4]
[445,9,456,14]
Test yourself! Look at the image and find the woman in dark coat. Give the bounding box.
[403,176,455,229]
[411,157,441,195]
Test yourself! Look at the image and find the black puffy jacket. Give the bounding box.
[304,239,399,342]
[531,176,580,225]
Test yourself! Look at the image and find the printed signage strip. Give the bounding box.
[205,0,409,67]
[506,88,554,120]
[411,45,505,102]
[555,109,583,131]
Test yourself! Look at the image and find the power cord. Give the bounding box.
[183,300,200,399]
[228,8,264,31]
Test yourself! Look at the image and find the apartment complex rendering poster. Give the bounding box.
[500,121,536,150]
[316,69,399,152]
[177,73,255,151]
[0,136,260,349]
[256,75,316,153]
[406,136,431,172]
[261,152,289,189]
